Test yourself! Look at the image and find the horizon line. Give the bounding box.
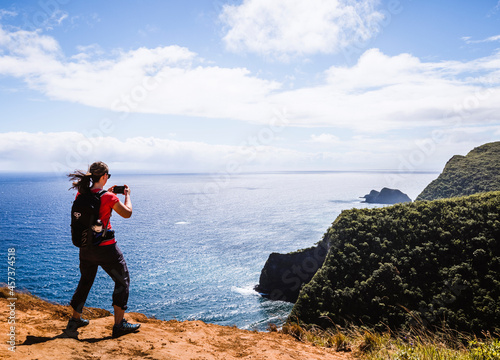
[0,169,441,176]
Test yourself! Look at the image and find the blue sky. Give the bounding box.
[1,0,500,175]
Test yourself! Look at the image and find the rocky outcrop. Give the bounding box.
[254,238,330,303]
[255,187,411,304]
[416,141,500,201]
[289,191,500,333]
[0,287,346,360]
[361,187,411,204]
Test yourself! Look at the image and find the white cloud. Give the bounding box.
[0,132,315,173]
[310,133,340,144]
[71,43,104,60]
[0,25,280,122]
[54,12,68,26]
[2,129,497,174]
[495,1,500,12]
[0,131,414,173]
[0,9,17,19]
[462,34,500,44]
[268,49,500,131]
[1,26,500,133]
[219,0,384,60]
[23,8,69,31]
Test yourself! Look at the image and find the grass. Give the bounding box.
[278,319,500,359]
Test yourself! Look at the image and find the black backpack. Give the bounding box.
[70,190,106,248]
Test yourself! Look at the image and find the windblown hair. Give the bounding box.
[68,161,109,194]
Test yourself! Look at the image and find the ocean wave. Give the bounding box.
[231,286,259,297]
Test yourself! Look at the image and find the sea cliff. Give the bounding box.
[417,141,500,200]
[254,237,329,302]
[256,141,500,334]
[289,191,500,333]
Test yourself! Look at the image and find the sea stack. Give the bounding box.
[361,187,411,204]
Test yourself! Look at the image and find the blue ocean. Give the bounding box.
[0,171,437,330]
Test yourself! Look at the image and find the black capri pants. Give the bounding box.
[70,242,130,313]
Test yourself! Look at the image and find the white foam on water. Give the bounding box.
[231,285,259,296]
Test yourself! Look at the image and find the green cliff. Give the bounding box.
[416,141,500,201]
[289,191,500,333]
[255,238,329,302]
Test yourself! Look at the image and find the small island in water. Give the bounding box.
[360,187,411,204]
[257,141,500,335]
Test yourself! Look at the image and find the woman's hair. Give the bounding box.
[68,161,109,193]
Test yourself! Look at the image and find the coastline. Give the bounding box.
[1,171,438,330]
[0,287,352,360]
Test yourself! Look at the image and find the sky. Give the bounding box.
[1,0,500,175]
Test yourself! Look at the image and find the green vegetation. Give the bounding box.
[417,141,500,201]
[289,191,500,334]
[279,321,500,359]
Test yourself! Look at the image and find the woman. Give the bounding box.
[66,161,140,338]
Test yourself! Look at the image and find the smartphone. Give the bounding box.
[113,186,125,194]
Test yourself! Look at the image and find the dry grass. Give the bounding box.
[280,319,500,360]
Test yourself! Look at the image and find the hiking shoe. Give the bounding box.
[63,317,89,338]
[66,317,89,331]
[112,319,141,338]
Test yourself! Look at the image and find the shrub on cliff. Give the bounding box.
[417,141,500,201]
[289,191,500,334]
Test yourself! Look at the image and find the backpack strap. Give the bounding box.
[96,189,107,197]
[95,189,109,238]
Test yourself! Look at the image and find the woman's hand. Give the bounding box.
[112,184,132,218]
[106,185,130,195]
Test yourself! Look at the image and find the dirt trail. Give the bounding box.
[0,288,354,360]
